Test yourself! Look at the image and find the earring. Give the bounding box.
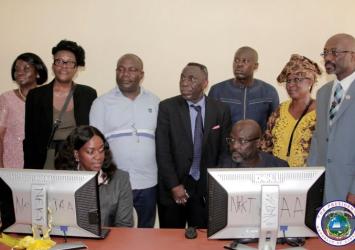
[75,157,80,170]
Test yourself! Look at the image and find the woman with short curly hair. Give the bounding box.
[24,40,97,169]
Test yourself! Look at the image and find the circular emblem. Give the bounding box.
[316,201,355,246]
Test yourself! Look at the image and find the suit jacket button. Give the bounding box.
[327,159,332,163]
[326,138,328,142]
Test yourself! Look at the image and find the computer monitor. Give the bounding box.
[0,168,109,238]
[207,167,325,247]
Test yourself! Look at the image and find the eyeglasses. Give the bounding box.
[226,137,259,146]
[285,77,310,85]
[320,49,354,57]
[180,75,199,84]
[53,58,77,69]
[277,237,306,247]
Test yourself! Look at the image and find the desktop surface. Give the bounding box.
[0,228,353,250]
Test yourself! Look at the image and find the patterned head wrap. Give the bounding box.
[277,54,321,83]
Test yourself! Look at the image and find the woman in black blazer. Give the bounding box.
[23,40,97,169]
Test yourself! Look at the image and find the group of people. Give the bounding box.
[0,32,354,229]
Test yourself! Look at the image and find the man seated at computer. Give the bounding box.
[220,119,288,168]
[55,125,134,227]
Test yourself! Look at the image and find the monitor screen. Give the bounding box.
[207,167,325,240]
[0,168,109,238]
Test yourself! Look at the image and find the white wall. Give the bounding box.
[0,0,354,101]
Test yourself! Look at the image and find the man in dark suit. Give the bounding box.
[156,62,231,228]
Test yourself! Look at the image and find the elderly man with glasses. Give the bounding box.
[308,33,355,205]
[221,119,288,168]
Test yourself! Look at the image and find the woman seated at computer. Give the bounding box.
[260,54,321,167]
[55,125,133,227]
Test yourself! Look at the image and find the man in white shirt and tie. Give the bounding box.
[308,33,355,205]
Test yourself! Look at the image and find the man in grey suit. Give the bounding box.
[308,33,355,205]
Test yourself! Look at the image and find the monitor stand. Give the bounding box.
[231,186,307,250]
[31,184,49,239]
[258,185,279,250]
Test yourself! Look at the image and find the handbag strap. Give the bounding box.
[47,84,76,148]
[286,99,313,157]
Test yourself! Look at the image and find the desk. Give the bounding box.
[0,228,353,250]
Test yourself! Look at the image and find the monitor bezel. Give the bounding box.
[0,168,109,239]
[207,167,325,239]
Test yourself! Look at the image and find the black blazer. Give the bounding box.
[156,95,231,205]
[23,81,97,169]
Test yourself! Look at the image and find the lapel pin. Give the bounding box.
[345,95,351,100]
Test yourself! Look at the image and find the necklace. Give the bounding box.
[54,91,69,97]
[18,88,26,101]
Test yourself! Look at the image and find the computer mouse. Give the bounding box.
[185,227,197,239]
[235,238,258,244]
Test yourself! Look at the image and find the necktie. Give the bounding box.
[189,105,203,181]
[329,83,344,121]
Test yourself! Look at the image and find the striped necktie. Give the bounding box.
[189,105,203,181]
[329,83,344,121]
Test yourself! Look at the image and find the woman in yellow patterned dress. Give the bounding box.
[260,54,321,167]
